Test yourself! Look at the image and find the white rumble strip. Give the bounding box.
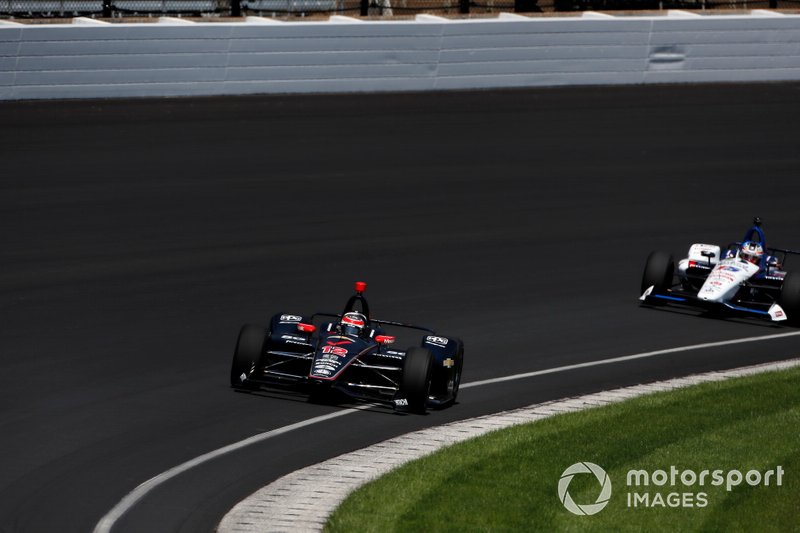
[217,357,800,533]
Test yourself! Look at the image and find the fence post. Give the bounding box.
[231,0,241,16]
[459,0,469,13]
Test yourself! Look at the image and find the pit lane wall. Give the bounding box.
[1,11,800,100]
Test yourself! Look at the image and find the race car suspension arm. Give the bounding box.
[266,350,313,360]
[341,382,397,391]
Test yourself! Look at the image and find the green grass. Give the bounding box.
[326,366,800,533]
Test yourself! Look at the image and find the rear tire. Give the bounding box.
[641,251,675,295]
[779,273,800,326]
[402,347,433,414]
[231,324,266,389]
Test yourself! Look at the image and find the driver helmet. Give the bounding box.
[340,312,367,337]
[740,241,764,265]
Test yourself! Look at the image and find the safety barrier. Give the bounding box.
[1,11,800,100]
[2,0,797,18]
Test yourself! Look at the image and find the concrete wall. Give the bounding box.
[1,11,800,100]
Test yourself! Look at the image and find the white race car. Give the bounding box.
[640,218,800,325]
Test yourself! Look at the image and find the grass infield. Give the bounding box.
[326,365,800,532]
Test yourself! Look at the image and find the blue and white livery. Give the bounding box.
[640,218,800,325]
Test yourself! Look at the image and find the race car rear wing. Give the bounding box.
[371,318,436,334]
[311,312,436,334]
[766,247,800,270]
[767,247,800,256]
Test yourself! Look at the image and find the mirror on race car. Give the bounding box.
[375,335,395,344]
[297,323,316,333]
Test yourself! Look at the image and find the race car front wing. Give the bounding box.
[640,285,787,322]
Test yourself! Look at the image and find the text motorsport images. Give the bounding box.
[557,462,785,515]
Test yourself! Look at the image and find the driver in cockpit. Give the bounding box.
[339,312,368,338]
[739,241,764,266]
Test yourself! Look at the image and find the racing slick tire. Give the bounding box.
[641,251,675,295]
[778,273,800,326]
[231,324,266,389]
[402,347,434,414]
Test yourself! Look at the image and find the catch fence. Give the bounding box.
[1,0,797,19]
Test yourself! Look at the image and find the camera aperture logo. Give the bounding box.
[558,462,785,515]
[558,462,612,516]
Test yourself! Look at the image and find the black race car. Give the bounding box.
[230,282,464,414]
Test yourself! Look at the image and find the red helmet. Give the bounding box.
[340,312,367,337]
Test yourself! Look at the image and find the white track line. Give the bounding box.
[462,330,800,388]
[92,407,370,533]
[93,329,800,533]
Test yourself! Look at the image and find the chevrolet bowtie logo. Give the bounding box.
[443,358,455,368]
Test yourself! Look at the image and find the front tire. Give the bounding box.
[641,251,675,295]
[231,324,266,389]
[402,347,434,414]
[779,273,800,326]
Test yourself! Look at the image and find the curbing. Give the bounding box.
[216,357,800,532]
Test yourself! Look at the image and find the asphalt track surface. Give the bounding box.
[2,83,800,533]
